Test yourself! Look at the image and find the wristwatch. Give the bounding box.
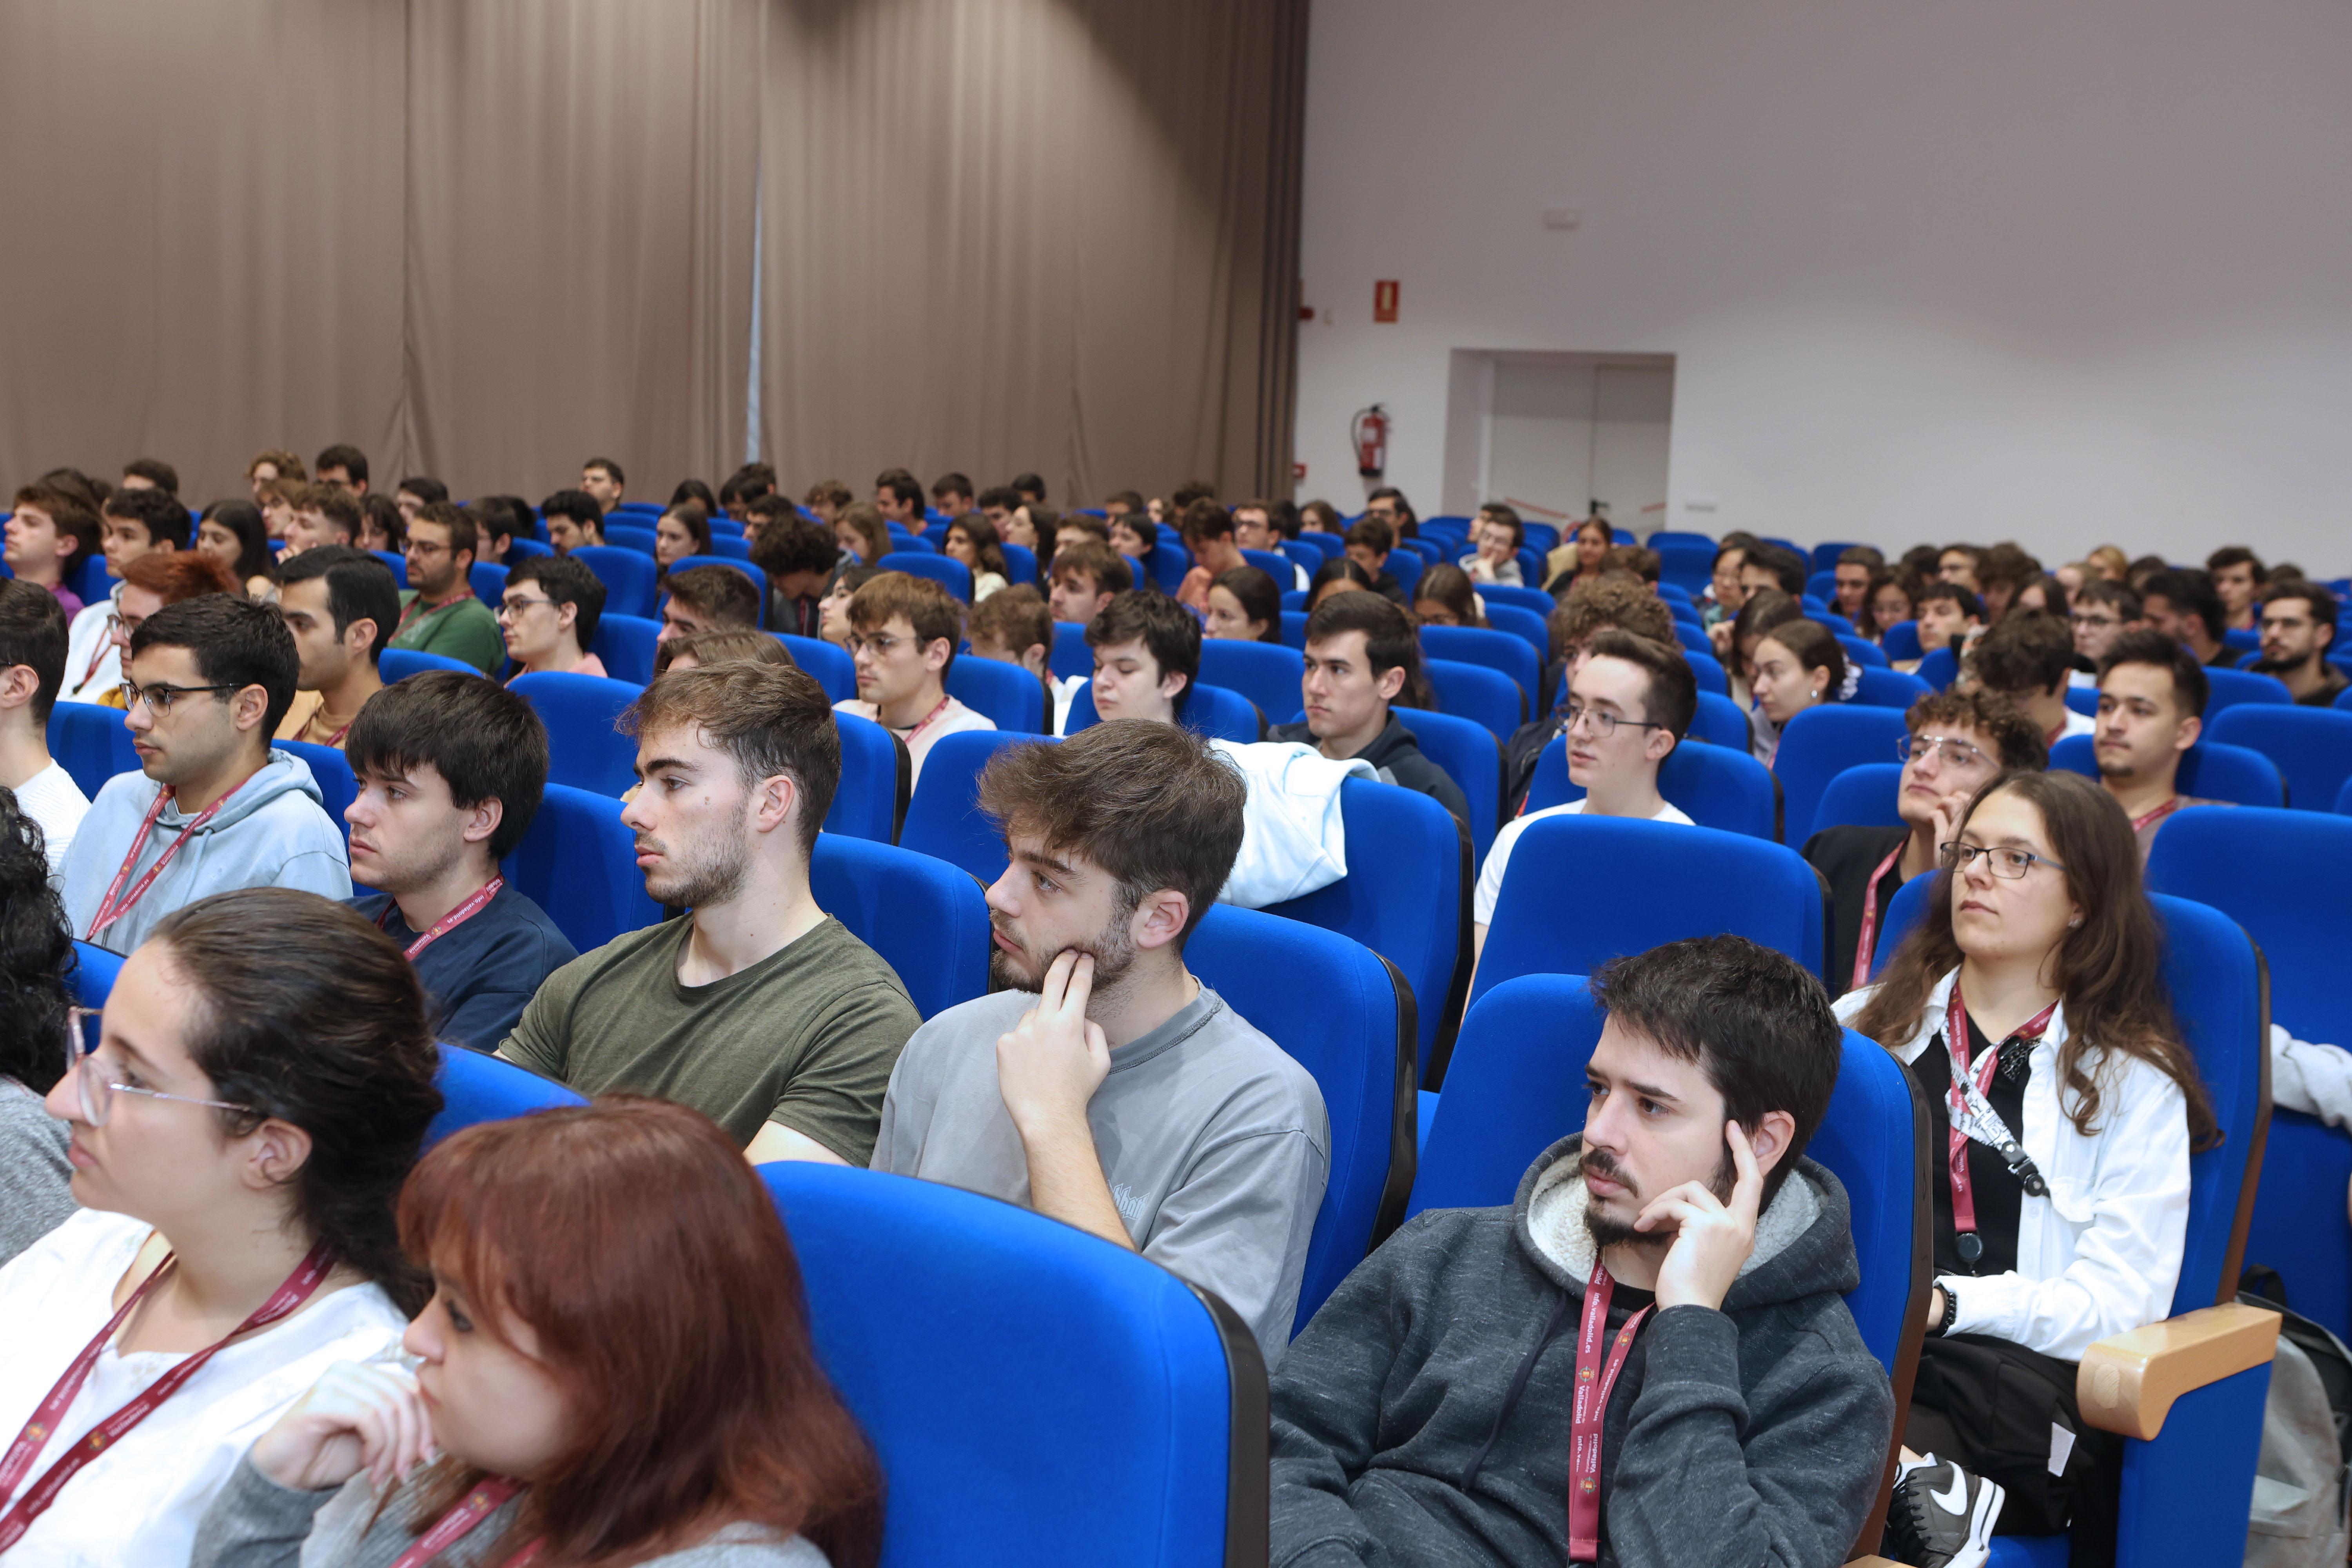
[1935,1283,1961,1336]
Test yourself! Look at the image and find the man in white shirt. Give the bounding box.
[1474,629,1697,961]
[1971,610,2096,750]
[62,486,192,705]
[833,570,994,788]
[0,580,92,874]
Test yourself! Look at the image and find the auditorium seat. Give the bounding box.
[1916,645,1958,690]
[273,741,356,843]
[1881,620,1923,662]
[1189,903,1414,1329]
[1685,648,1731,697]
[705,534,751,560]
[509,671,643,795]
[1524,732,1779,841]
[1393,707,1502,869]
[1002,542,1038,585]
[1425,656,1524,741]
[1851,667,1931,709]
[424,1043,587,1148]
[469,561,508,610]
[1472,816,1824,1009]
[1050,620,1093,681]
[1279,610,1309,651]
[2205,705,2352,815]
[1481,604,1551,669]
[878,550,973,602]
[1774,704,1911,845]
[569,545,658,620]
[826,711,910,844]
[776,632,856,702]
[1278,540,1321,579]
[667,556,767,621]
[897,729,1040,883]
[1811,541,1862,575]
[499,782,662,954]
[1477,583,1554,619]
[1690,690,1751,751]
[943,655,1046,734]
[47,700,139,799]
[381,648,479,681]
[2049,733,2283,808]
[67,940,123,1013]
[1383,549,1424,596]
[2201,665,2294,715]
[1671,620,1713,655]
[1421,625,1538,711]
[1199,639,1306,723]
[1262,778,1466,1087]
[1654,539,1715,595]
[1239,546,1292,582]
[1063,681,1264,744]
[370,550,408,589]
[760,1163,1260,1568]
[1810,762,1906,834]
[809,833,988,1019]
[589,612,661,685]
[1655,581,1695,607]
[603,523,657,556]
[1837,632,1889,669]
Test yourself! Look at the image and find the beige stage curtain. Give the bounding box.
[756,0,1307,505]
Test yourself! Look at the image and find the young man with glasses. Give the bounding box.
[498,554,610,680]
[272,546,398,751]
[833,570,994,788]
[1804,690,2047,995]
[1459,505,1525,586]
[387,502,503,673]
[2065,580,2141,687]
[58,597,350,953]
[1473,629,1693,963]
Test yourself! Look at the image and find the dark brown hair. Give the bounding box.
[665,564,762,631]
[1549,575,1675,661]
[652,628,791,677]
[1904,688,2048,772]
[1756,617,1845,696]
[1970,610,2074,698]
[846,571,965,675]
[624,662,840,856]
[1849,770,2217,1147]
[1580,628,1696,742]
[968,583,1053,660]
[1305,589,1432,710]
[347,671,550,860]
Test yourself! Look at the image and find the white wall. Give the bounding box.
[1294,0,2352,572]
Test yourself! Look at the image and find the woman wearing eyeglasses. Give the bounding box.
[194,1098,883,1568]
[0,888,442,1565]
[1840,770,2214,1568]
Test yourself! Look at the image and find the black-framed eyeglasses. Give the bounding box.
[1941,841,2068,879]
[497,596,556,620]
[404,539,451,557]
[1562,703,1666,739]
[119,679,238,715]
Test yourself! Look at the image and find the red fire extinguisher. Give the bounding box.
[1351,405,1388,479]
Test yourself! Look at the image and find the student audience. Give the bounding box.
[0,582,90,872]
[1844,770,2212,1566]
[1869,571,1918,641]
[344,672,576,1053]
[540,490,606,554]
[1307,554,1379,609]
[502,663,920,1163]
[1270,935,1892,1568]
[967,584,1056,703]
[245,449,305,505]
[5,483,102,620]
[1175,500,1250,615]
[1805,690,2047,993]
[818,563,881,649]
[873,467,924,531]
[116,459,178,495]
[392,475,448,522]
[1833,546,1882,623]
[1747,618,1846,766]
[659,562,763,643]
[2251,578,2345,706]
[388,503,505,674]
[0,889,441,1565]
[831,572,995,786]
[1906,582,1984,671]
[83,554,248,712]
[1701,538,1751,626]
[1969,611,2095,748]
[2138,567,2234,667]
[62,597,352,952]
[2091,629,2224,861]
[357,494,407,556]
[874,721,1329,1362]
[832,500,891,566]
[0,786,75,1264]
[271,546,398,751]
[1268,592,1468,827]
[499,554,611,680]
[64,484,194,704]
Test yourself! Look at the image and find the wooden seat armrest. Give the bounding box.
[2075,1301,2279,1441]
[1848,1557,1904,1566]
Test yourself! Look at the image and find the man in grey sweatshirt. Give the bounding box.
[1269,936,1894,1567]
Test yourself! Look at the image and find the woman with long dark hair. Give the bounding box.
[1843,770,2212,1566]
[196,501,275,597]
[944,514,1011,602]
[1207,566,1283,643]
[198,1098,884,1568]
[0,889,443,1564]
[0,786,75,1266]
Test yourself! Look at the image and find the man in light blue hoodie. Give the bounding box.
[60,595,350,954]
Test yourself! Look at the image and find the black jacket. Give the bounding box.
[1269,713,1471,829]
[1270,1136,1894,1568]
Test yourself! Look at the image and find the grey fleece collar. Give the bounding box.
[1524,1144,1822,1287]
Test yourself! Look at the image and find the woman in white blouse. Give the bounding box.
[1842,769,2212,1568]
[0,887,443,1565]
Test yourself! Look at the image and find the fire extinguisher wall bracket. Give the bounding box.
[1351,405,1389,479]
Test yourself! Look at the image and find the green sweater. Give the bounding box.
[388,589,504,673]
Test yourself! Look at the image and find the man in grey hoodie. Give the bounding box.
[1270,935,1894,1567]
[60,595,350,953]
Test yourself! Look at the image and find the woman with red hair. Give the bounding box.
[193,1098,884,1568]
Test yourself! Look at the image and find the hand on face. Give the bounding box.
[995,949,1112,1137]
[1176,564,1214,613]
[1633,1120,1764,1313]
[249,1358,435,1494]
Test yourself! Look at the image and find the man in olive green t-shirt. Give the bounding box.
[499,660,922,1163]
[391,503,505,674]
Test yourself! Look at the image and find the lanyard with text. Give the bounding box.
[1849,840,1909,993]
[897,694,954,750]
[379,877,505,962]
[85,780,244,942]
[1942,988,2057,1265]
[2131,796,2183,835]
[0,1243,332,1550]
[1566,1263,1653,1562]
[384,1476,541,1568]
[395,592,469,636]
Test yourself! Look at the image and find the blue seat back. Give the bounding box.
[1001,543,1038,586]
[1655,580,1696,606]
[1916,646,1958,691]
[1383,550,1423,596]
[1198,640,1305,724]
[1411,975,1926,1381]
[1278,610,1309,651]
[1813,762,1907,835]
[777,633,857,702]
[2206,706,2352,816]
[1775,704,1910,845]
[508,671,643,795]
[1838,633,1889,669]
[47,701,138,799]
[760,1163,1255,1568]
[272,742,356,842]
[2065,685,2099,717]
[1239,547,1292,581]
[1189,904,1412,1329]
[589,613,661,686]
[1852,667,1931,710]
[1263,779,1465,1084]
[370,550,409,589]
[809,834,989,1019]
[1421,625,1538,710]
[505,537,553,560]
[603,524,657,556]
[705,534,752,561]
[1690,690,1750,750]
[1654,539,1715,595]
[1474,815,1823,1006]
[1278,540,1321,578]
[1065,682,1263,744]
[2049,733,2283,808]
[1526,733,1778,841]
[65,549,111,609]
[1394,707,1501,868]
[381,648,479,682]
[469,561,509,610]
[1668,600,1703,629]
[499,783,662,954]
[898,730,1044,884]
[1812,541,1862,575]
[1050,621,1093,681]
[825,712,909,844]
[1425,656,1523,740]
[944,656,1046,734]
[2202,666,2293,717]
[570,545,659,619]
[424,1043,587,1148]
[68,940,124,1013]
[878,551,973,601]
[1882,620,1923,662]
[1672,621,1711,655]
[1483,604,1551,668]
[668,557,768,622]
[1479,584,1555,618]
[1685,649,1730,697]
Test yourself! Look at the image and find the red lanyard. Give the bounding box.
[385,1477,540,1568]
[395,593,466,635]
[898,694,954,748]
[1941,987,2058,1263]
[1849,840,1909,993]
[0,1243,332,1550]
[1566,1263,1653,1562]
[2131,796,2182,834]
[78,627,116,691]
[85,779,246,942]
[377,877,504,962]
